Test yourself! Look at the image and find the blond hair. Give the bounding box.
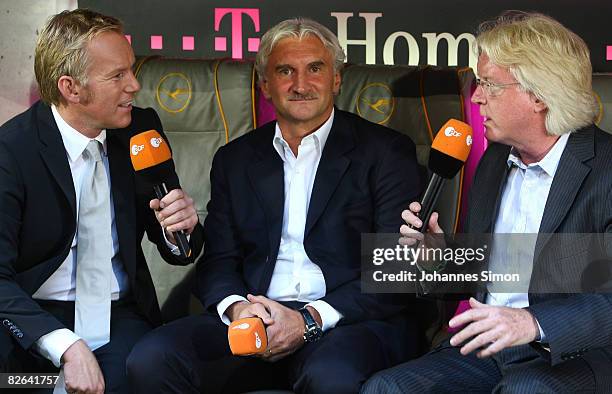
[34,9,123,105]
[255,18,345,83]
[476,11,597,135]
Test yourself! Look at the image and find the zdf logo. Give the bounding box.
[131,144,144,156]
[150,137,163,148]
[232,323,250,330]
[444,126,462,137]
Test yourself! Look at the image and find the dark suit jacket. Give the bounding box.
[464,125,612,391]
[0,101,204,357]
[197,109,422,325]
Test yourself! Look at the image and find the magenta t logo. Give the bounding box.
[214,8,260,59]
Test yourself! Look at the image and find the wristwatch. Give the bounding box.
[298,307,323,343]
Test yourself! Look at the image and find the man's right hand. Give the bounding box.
[400,201,444,245]
[61,339,105,394]
[227,300,274,325]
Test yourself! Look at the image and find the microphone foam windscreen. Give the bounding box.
[228,317,268,356]
[428,119,473,179]
[130,130,172,171]
[431,119,473,162]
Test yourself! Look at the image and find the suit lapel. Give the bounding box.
[246,124,285,259]
[468,144,511,234]
[471,144,511,301]
[534,128,594,262]
[245,112,355,256]
[36,103,77,218]
[106,128,138,277]
[304,112,353,238]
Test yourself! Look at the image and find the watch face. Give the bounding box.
[305,325,323,342]
[300,308,323,342]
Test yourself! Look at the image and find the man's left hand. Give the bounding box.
[246,294,310,362]
[449,298,538,358]
[149,188,198,243]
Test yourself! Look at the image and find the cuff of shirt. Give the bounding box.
[34,329,81,368]
[536,318,547,343]
[217,295,249,326]
[305,300,343,332]
[161,228,190,256]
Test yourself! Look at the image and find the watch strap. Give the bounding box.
[299,307,323,343]
[299,307,317,327]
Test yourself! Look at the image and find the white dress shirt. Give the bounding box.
[33,106,180,367]
[34,106,129,303]
[217,110,343,331]
[486,132,570,341]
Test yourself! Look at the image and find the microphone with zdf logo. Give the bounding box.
[129,130,191,258]
[228,317,268,356]
[414,119,473,232]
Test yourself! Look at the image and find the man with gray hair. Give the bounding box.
[0,9,203,394]
[128,17,423,393]
[364,11,612,393]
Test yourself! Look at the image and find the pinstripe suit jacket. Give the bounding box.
[464,124,612,391]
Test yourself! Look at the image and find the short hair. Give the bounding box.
[254,18,346,83]
[34,9,123,106]
[476,11,598,135]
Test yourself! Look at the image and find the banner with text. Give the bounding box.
[81,0,611,72]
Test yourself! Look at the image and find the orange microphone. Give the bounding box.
[415,119,473,232]
[129,130,191,258]
[228,317,268,356]
[130,129,172,171]
[430,119,473,171]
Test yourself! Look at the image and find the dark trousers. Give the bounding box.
[0,299,153,394]
[361,339,596,394]
[127,313,420,394]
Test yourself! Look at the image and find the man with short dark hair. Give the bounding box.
[0,9,203,394]
[128,17,423,393]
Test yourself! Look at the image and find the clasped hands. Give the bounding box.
[227,295,321,362]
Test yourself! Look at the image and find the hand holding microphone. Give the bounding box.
[228,317,268,356]
[400,119,473,244]
[130,130,198,258]
[227,296,309,362]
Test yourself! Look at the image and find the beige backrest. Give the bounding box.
[335,64,475,234]
[134,57,257,319]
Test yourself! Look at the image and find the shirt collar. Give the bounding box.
[507,132,570,177]
[272,108,335,161]
[51,105,107,162]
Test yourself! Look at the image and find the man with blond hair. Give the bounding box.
[128,17,423,393]
[0,9,203,394]
[364,11,612,393]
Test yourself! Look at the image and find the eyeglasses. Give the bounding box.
[475,78,521,97]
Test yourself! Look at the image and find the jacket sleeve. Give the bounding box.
[528,293,612,365]
[320,133,423,323]
[0,142,65,351]
[195,146,249,312]
[527,192,612,366]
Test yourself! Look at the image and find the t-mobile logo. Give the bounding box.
[214,8,261,59]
